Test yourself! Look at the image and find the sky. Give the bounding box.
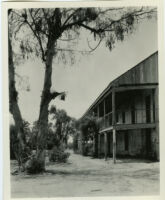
[11,16,158,125]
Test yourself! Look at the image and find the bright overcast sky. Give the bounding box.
[12,16,157,125]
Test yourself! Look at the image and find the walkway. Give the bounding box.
[11,151,159,197]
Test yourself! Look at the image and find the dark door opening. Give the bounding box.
[107,133,111,156]
[145,95,151,123]
[124,132,129,151]
[100,134,104,155]
[146,129,152,157]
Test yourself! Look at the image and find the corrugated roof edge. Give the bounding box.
[80,51,158,120]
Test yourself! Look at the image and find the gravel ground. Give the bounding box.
[10,151,159,198]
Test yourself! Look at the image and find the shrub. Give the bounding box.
[25,155,45,174]
[49,146,70,163]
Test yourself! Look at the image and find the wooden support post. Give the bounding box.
[93,136,95,154]
[154,87,159,160]
[104,99,106,128]
[113,129,116,164]
[112,88,116,164]
[104,132,108,160]
[97,104,99,118]
[98,134,101,158]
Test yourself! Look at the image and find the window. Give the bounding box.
[116,113,119,123]
[131,99,135,124]
[122,111,125,123]
[105,95,112,114]
[93,107,98,117]
[99,101,104,117]
[145,95,151,123]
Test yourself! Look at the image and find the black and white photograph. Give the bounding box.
[2,0,164,199]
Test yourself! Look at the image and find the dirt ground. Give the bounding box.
[11,151,159,198]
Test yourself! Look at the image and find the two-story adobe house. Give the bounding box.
[80,52,159,162]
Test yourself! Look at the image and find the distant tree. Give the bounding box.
[78,114,100,156]
[49,105,76,148]
[10,7,156,171]
[79,114,100,140]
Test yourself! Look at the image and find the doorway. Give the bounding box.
[107,133,111,156]
[146,129,152,157]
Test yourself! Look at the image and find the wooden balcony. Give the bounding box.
[99,109,156,132]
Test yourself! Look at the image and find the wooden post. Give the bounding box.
[154,87,159,160]
[112,88,116,163]
[104,99,106,128]
[97,105,100,158]
[113,129,116,163]
[104,132,108,160]
[98,134,100,158]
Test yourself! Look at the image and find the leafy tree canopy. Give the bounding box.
[9,7,156,65]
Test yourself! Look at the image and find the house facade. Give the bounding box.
[80,52,159,161]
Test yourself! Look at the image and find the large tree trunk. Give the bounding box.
[9,37,26,169]
[35,8,62,172]
[36,40,59,171]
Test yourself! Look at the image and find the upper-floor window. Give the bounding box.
[122,111,125,123]
[93,107,98,117]
[105,94,112,114]
[145,95,151,123]
[116,112,119,123]
[99,101,104,117]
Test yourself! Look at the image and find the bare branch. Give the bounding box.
[24,9,46,61]
[80,23,114,33]
[56,48,90,54]
[87,38,103,53]
[62,8,82,27]
[50,91,65,100]
[58,37,77,42]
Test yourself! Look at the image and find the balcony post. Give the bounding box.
[97,105,99,118]
[104,132,108,160]
[104,99,106,127]
[98,133,101,158]
[112,88,116,164]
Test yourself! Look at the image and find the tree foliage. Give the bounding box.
[78,114,100,142]
[49,105,76,147]
[10,7,156,62]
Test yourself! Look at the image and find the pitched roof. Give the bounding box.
[81,51,158,119]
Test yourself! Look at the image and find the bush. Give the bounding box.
[25,155,45,174]
[49,146,70,163]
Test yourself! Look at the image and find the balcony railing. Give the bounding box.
[99,109,155,131]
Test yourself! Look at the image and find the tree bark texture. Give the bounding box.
[35,8,63,171]
[9,38,26,168]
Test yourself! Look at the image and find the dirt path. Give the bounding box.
[11,151,159,197]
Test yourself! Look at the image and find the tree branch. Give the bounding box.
[79,23,114,34]
[50,91,65,100]
[62,8,82,27]
[87,37,103,53]
[24,9,46,61]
